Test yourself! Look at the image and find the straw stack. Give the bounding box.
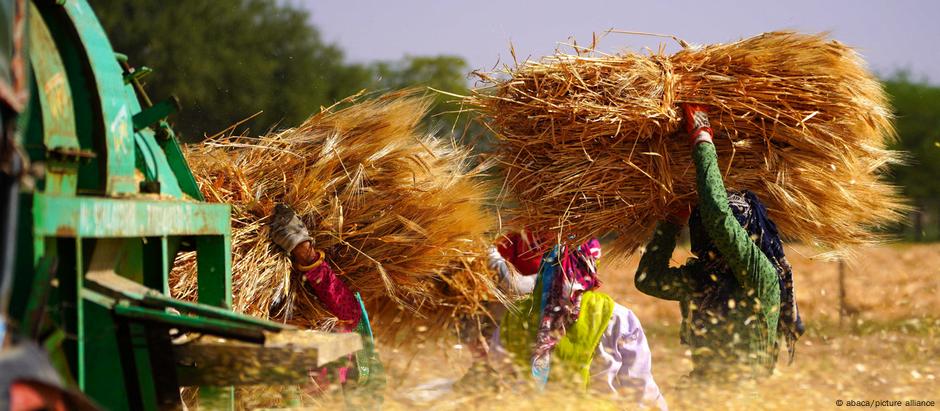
[170,90,502,337]
[466,31,906,255]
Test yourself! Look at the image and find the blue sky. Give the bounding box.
[302,0,940,84]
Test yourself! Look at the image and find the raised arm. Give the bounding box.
[634,220,693,301]
[299,252,362,330]
[270,204,362,329]
[684,105,779,303]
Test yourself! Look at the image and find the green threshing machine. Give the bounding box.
[1,0,362,409]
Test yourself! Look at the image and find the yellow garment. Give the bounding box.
[500,290,615,388]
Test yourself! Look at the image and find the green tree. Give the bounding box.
[372,55,496,150]
[91,0,371,140]
[374,56,469,123]
[884,72,940,240]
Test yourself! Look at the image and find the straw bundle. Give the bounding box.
[170,90,501,336]
[466,31,905,255]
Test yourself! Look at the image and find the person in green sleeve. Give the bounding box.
[634,104,805,382]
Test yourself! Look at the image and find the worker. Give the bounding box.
[456,231,550,389]
[487,238,668,410]
[633,104,805,382]
[269,204,384,402]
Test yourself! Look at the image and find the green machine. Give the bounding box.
[1,0,362,409]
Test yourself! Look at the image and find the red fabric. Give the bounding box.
[682,104,708,133]
[682,104,714,145]
[303,261,362,330]
[689,126,714,145]
[496,231,550,276]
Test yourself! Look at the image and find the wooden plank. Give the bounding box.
[174,331,362,386]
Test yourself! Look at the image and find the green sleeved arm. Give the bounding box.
[693,142,780,305]
[634,221,693,301]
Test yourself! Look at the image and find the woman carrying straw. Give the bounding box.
[457,230,552,391]
[269,204,384,403]
[487,238,667,410]
[634,105,805,381]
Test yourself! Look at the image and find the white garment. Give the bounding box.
[488,246,537,296]
[489,303,668,410]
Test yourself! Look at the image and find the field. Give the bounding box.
[306,243,940,410]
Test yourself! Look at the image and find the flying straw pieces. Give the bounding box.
[465,31,906,255]
[170,90,502,337]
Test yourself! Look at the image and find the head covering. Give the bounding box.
[496,231,552,276]
[688,190,805,362]
[530,237,602,384]
[0,342,100,411]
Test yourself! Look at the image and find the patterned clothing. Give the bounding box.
[531,240,601,383]
[689,190,804,363]
[635,142,782,379]
[491,298,667,410]
[303,261,362,330]
[303,267,384,403]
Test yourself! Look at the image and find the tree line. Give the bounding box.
[90,0,940,241]
[90,0,472,141]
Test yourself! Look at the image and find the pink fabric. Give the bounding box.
[303,261,362,330]
[308,357,353,389]
[299,260,359,392]
[580,237,602,260]
[532,240,602,372]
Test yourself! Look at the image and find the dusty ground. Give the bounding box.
[608,242,940,326]
[277,243,940,410]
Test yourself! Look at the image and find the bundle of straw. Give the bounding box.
[170,90,501,336]
[466,31,906,255]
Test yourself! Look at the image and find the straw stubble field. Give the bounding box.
[360,242,940,410]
